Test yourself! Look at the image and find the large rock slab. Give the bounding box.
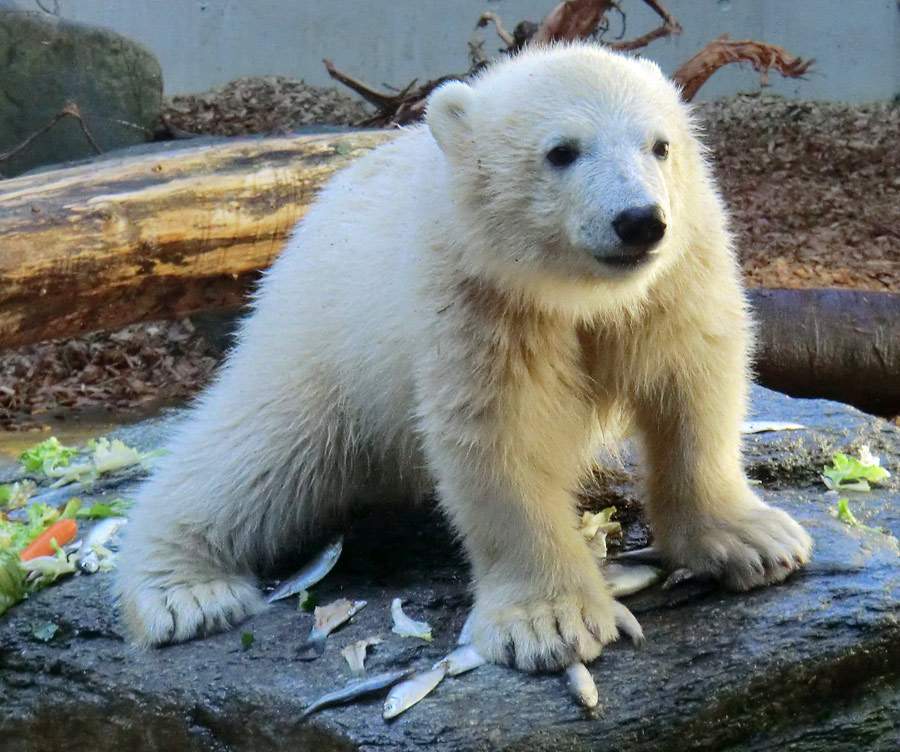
[0,9,162,177]
[1,386,899,751]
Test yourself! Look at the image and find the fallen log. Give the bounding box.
[748,288,900,418]
[0,130,396,350]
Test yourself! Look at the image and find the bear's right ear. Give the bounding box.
[427,80,474,160]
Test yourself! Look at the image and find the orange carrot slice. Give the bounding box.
[19,519,78,561]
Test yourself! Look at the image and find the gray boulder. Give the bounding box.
[0,9,162,177]
[1,386,899,750]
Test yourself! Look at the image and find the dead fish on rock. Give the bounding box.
[341,636,383,674]
[298,598,366,660]
[603,561,663,598]
[433,644,485,676]
[610,545,663,565]
[564,662,599,709]
[267,535,343,603]
[300,667,414,719]
[382,665,447,719]
[73,517,128,573]
[390,598,432,641]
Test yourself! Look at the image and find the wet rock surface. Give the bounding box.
[1,386,899,751]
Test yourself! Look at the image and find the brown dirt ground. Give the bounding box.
[1,80,897,430]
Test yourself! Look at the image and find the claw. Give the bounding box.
[612,600,644,646]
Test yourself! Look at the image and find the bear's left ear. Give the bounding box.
[427,80,474,160]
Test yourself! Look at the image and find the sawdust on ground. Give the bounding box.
[1,81,897,430]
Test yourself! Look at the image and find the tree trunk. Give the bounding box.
[0,131,396,350]
[749,288,900,418]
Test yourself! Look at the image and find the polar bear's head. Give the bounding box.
[427,43,719,316]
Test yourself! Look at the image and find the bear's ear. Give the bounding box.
[427,80,474,160]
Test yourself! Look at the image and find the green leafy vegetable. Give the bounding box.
[76,498,132,519]
[241,631,254,650]
[0,550,27,616]
[834,497,883,534]
[19,437,79,475]
[822,446,891,491]
[0,480,36,510]
[298,589,318,612]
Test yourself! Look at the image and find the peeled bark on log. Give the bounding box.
[0,131,396,350]
[749,288,900,418]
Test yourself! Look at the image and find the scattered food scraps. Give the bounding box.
[382,666,447,719]
[822,446,891,491]
[564,662,599,709]
[0,551,26,616]
[341,636,382,674]
[0,480,35,510]
[833,497,883,535]
[300,668,414,719]
[31,620,59,643]
[241,631,254,650]
[298,598,367,660]
[390,598,432,641]
[45,438,154,489]
[267,535,343,603]
[740,421,806,433]
[603,561,664,598]
[73,516,127,573]
[433,644,486,676]
[19,437,79,475]
[298,589,317,612]
[19,518,77,561]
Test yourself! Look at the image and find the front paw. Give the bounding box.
[469,583,619,672]
[662,502,813,591]
[116,570,266,647]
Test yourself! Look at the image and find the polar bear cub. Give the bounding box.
[115,43,812,671]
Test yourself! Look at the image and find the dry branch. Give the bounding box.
[326,1,808,125]
[673,35,814,102]
[0,102,101,170]
[530,0,615,46]
[0,130,396,350]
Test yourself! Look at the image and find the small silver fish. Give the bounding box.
[74,517,128,573]
[603,561,663,598]
[610,545,664,565]
[267,535,343,603]
[457,611,476,646]
[300,668,414,719]
[564,662,599,709]
[433,644,485,676]
[382,666,447,719]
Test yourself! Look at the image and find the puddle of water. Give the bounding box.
[0,402,183,476]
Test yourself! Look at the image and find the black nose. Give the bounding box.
[612,205,666,248]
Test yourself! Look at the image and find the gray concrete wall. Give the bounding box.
[11,1,900,101]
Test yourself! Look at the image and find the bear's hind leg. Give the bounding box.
[115,366,356,647]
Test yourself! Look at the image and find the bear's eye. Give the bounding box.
[546,143,580,168]
[652,140,669,160]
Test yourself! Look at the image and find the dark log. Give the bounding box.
[749,288,900,418]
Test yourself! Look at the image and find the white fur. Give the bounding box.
[115,44,812,667]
